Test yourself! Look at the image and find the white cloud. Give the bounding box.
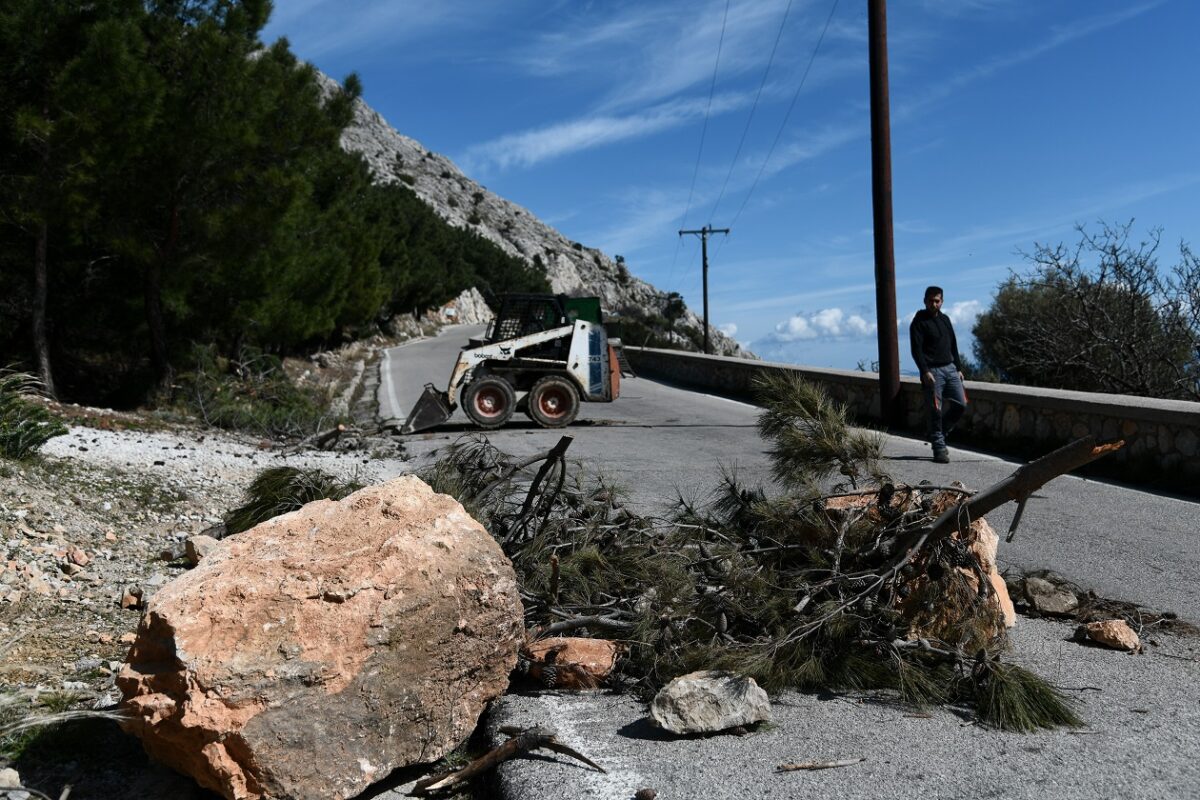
[263,0,473,57]
[761,307,877,343]
[896,1,1166,122]
[718,323,738,336]
[518,0,803,112]
[460,92,749,173]
[944,300,984,332]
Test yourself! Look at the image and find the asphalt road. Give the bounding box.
[378,325,1200,800]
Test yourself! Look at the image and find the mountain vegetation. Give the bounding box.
[0,0,546,408]
[972,221,1200,400]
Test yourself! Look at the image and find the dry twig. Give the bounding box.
[776,757,866,772]
[412,725,604,795]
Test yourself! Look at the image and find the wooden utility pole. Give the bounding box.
[679,224,730,354]
[868,0,901,427]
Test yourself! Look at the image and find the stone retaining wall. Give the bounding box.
[626,347,1200,490]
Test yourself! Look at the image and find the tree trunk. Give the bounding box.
[146,204,179,395]
[32,217,57,399]
[145,257,172,394]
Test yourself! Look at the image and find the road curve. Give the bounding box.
[380,328,1200,800]
[383,325,1199,616]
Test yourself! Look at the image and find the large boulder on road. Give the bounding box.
[117,476,523,800]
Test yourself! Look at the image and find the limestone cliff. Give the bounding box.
[321,73,749,357]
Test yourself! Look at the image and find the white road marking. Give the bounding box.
[381,346,404,422]
[698,391,759,409]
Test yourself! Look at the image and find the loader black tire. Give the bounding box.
[527,375,580,428]
[463,376,516,429]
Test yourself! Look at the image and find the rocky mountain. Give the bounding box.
[321,74,749,358]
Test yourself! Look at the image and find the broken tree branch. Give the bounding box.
[892,437,1123,570]
[931,436,1122,538]
[471,436,573,505]
[412,725,603,795]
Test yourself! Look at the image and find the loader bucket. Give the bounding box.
[400,383,454,434]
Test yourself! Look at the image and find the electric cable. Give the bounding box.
[705,0,795,226]
[665,0,731,297]
[719,0,840,252]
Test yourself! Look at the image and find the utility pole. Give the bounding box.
[868,0,901,428]
[679,225,730,354]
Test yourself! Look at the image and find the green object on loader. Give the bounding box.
[562,296,602,325]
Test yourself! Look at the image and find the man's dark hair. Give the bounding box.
[924,286,944,300]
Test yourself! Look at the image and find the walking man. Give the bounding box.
[910,286,966,463]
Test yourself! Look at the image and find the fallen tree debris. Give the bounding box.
[776,758,867,772]
[412,725,604,795]
[423,372,1125,731]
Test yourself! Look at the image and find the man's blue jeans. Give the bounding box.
[924,364,966,449]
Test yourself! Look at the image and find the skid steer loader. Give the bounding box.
[400,294,621,434]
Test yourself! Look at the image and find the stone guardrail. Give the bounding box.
[626,346,1200,492]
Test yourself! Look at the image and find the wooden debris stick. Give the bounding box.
[776,757,866,772]
[891,436,1123,570]
[934,436,1123,535]
[412,725,604,796]
[473,435,574,505]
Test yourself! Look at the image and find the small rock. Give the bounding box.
[523,637,626,689]
[104,532,117,542]
[61,561,82,576]
[159,543,186,562]
[1023,576,1079,616]
[635,789,657,800]
[118,632,137,644]
[0,767,21,787]
[120,585,144,610]
[184,534,219,566]
[68,547,90,567]
[1078,619,1140,652]
[650,670,771,735]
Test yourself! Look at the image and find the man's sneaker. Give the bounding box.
[933,447,950,464]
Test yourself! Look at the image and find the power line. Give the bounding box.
[720,0,840,250]
[665,0,731,297]
[705,0,796,226]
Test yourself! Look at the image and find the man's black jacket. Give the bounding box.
[909,309,962,375]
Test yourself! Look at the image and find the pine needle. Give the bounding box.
[973,662,1083,731]
[224,466,362,535]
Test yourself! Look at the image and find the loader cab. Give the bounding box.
[474,294,604,346]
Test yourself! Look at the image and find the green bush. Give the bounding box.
[224,466,362,535]
[172,345,338,439]
[0,369,67,459]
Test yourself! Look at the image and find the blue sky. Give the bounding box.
[262,0,1200,371]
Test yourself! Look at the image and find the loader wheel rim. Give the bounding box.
[537,386,571,419]
[473,387,508,418]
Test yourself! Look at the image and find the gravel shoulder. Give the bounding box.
[0,414,414,798]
